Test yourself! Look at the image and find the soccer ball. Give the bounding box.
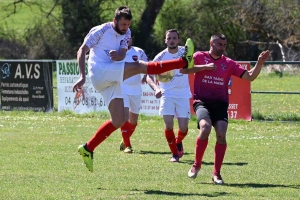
[155,70,175,82]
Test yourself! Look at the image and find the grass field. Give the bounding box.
[1,2,300,199]
[0,111,299,199]
[251,69,300,120]
[0,0,60,37]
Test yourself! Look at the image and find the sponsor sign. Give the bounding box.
[56,60,160,115]
[0,61,53,112]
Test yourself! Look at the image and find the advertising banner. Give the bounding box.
[56,60,108,113]
[0,61,53,112]
[56,60,251,120]
[56,60,160,115]
[227,62,251,120]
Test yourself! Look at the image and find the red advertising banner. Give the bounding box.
[228,62,251,120]
[188,61,251,121]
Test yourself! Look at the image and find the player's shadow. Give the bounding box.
[137,151,247,166]
[96,188,230,198]
[199,182,300,189]
[142,190,230,198]
[178,160,249,166]
[138,150,192,156]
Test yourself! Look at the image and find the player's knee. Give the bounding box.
[111,118,126,128]
[179,127,188,133]
[216,133,226,144]
[199,121,212,133]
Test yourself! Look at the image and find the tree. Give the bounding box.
[229,0,300,61]
[0,0,165,59]
[133,0,165,53]
[60,0,103,51]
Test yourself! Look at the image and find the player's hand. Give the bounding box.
[257,50,270,64]
[141,75,147,84]
[206,63,217,71]
[72,77,85,92]
[109,50,119,61]
[155,89,162,99]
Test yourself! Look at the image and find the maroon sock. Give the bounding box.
[164,129,178,155]
[213,143,227,175]
[86,121,117,152]
[194,138,208,168]
[147,58,186,74]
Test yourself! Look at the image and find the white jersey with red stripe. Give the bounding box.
[121,46,149,95]
[83,22,131,69]
[153,46,192,98]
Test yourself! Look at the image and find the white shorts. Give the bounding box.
[123,94,141,114]
[89,62,125,106]
[159,96,191,119]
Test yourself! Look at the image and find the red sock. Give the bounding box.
[147,58,187,74]
[176,129,188,144]
[86,121,117,152]
[213,143,227,175]
[128,122,137,137]
[121,121,131,147]
[194,138,208,168]
[164,129,178,155]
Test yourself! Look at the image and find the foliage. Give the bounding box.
[60,0,102,53]
[154,0,247,60]
[24,19,73,59]
[0,26,28,59]
[0,0,299,61]
[230,0,300,61]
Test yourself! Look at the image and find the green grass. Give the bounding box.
[251,70,300,121]
[0,0,60,37]
[0,111,299,199]
[0,4,300,198]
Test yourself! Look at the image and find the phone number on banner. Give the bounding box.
[64,96,106,108]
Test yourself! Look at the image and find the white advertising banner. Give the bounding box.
[56,60,160,115]
[140,80,160,115]
[56,60,108,113]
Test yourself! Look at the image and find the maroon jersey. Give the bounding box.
[193,51,246,103]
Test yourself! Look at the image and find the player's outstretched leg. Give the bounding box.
[182,38,194,69]
[146,38,194,74]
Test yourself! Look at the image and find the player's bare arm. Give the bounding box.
[242,50,270,81]
[146,75,162,99]
[180,63,216,74]
[109,48,127,61]
[73,44,90,92]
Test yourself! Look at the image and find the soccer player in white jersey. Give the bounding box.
[119,38,149,153]
[73,6,195,172]
[147,29,192,162]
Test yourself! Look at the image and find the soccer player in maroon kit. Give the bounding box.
[187,33,270,184]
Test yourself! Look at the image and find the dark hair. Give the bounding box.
[114,6,132,21]
[166,29,180,38]
[210,33,226,41]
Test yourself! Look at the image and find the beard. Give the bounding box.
[168,45,178,50]
[216,50,224,56]
[115,21,126,35]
